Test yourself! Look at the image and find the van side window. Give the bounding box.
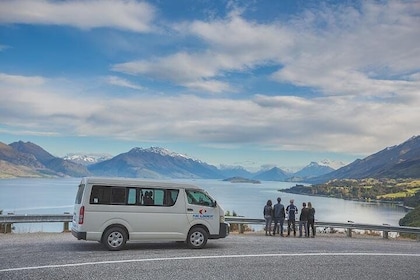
[90,185,179,207]
[140,188,179,206]
[141,189,154,205]
[111,187,127,204]
[90,185,112,204]
[75,183,85,204]
[164,189,179,206]
[127,188,137,205]
[186,190,215,207]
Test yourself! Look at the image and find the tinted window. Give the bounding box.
[140,189,179,206]
[90,185,112,204]
[89,185,178,207]
[111,187,126,204]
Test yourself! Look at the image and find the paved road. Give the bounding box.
[0,232,419,279]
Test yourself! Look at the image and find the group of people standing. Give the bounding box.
[263,197,316,237]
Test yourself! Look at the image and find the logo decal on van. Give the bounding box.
[193,209,214,219]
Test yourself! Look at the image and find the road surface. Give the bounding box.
[0,232,419,279]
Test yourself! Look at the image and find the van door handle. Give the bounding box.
[187,208,193,211]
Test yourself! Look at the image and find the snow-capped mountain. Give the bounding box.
[317,159,347,170]
[64,153,112,166]
[87,147,222,179]
[130,147,197,161]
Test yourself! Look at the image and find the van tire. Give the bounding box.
[102,227,127,251]
[187,227,208,249]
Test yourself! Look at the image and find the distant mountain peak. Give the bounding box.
[317,159,347,170]
[129,146,196,161]
[64,153,112,166]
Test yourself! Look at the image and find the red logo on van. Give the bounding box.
[199,209,207,214]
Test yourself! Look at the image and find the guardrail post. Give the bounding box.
[239,224,244,234]
[63,221,69,232]
[347,228,352,237]
[1,223,12,234]
[383,230,389,239]
[63,212,70,232]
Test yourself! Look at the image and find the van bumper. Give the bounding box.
[220,222,230,237]
[210,222,229,239]
[72,229,87,240]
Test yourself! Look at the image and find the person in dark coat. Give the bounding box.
[299,202,309,237]
[307,202,316,237]
[272,197,285,236]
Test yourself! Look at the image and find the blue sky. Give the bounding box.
[0,0,419,171]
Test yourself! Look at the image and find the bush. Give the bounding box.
[399,205,420,239]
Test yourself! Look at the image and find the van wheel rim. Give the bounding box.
[107,232,123,247]
[190,231,204,246]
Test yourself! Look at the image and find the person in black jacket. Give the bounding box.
[286,199,298,237]
[307,202,316,238]
[299,202,309,237]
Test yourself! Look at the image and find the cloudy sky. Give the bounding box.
[0,0,419,171]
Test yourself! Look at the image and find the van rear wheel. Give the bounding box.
[187,227,208,249]
[102,227,127,251]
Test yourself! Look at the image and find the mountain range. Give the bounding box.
[307,135,420,183]
[0,136,419,182]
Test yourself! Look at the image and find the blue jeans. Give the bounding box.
[272,217,284,235]
[264,215,272,234]
[299,221,308,237]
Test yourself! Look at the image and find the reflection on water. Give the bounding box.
[0,178,408,232]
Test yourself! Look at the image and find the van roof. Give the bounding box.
[81,177,202,189]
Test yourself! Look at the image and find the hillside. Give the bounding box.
[0,141,90,178]
[309,136,420,183]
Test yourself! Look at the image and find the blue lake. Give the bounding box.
[0,178,408,232]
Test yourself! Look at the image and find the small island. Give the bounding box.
[223,177,261,184]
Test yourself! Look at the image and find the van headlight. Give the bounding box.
[220,215,225,223]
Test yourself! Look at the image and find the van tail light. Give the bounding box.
[78,206,85,224]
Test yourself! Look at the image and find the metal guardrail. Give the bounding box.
[225,216,420,240]
[1,214,419,241]
[0,214,73,233]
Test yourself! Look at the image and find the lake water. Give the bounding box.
[0,178,408,232]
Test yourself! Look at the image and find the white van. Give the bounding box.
[71,177,229,250]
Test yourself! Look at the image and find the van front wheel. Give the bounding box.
[187,227,208,249]
[102,227,127,251]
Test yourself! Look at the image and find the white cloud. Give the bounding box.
[271,1,420,98]
[0,0,156,32]
[105,76,143,90]
[1,73,418,156]
[0,73,45,86]
[111,1,419,101]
